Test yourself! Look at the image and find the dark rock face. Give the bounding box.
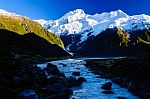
[61,34,82,53]
[0,29,69,57]
[23,33,70,57]
[61,27,150,57]
[78,29,150,57]
[101,82,112,90]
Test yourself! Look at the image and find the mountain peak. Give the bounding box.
[109,9,128,18]
[116,9,127,15]
[116,9,125,13]
[66,9,85,16]
[49,9,86,26]
[36,9,150,39]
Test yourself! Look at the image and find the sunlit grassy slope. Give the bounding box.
[0,15,64,48]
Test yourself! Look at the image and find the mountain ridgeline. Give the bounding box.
[37,9,150,56]
[0,9,69,57]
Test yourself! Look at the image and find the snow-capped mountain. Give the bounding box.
[35,9,150,43]
[36,9,150,56]
[35,9,150,54]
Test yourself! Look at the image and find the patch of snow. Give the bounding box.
[34,19,48,26]
[0,9,29,19]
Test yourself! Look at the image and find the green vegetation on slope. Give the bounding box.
[137,30,150,44]
[117,28,130,46]
[0,15,64,48]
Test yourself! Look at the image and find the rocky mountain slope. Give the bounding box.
[36,9,150,56]
[0,9,69,57]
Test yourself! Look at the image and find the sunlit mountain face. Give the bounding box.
[36,9,150,56]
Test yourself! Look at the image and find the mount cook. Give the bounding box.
[36,9,150,56]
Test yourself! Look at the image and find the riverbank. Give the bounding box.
[85,56,150,98]
[0,54,75,99]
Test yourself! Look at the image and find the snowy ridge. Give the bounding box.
[36,9,150,42]
[34,19,48,27]
[0,9,18,16]
[0,9,29,19]
[36,9,150,40]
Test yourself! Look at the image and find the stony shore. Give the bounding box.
[85,56,150,99]
[0,54,86,99]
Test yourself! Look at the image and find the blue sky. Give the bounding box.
[0,0,150,20]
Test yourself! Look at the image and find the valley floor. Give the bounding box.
[0,53,149,99]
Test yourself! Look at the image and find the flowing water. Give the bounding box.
[38,58,139,99]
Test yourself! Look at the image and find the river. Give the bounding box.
[39,58,139,99]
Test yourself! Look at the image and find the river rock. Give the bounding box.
[101,82,112,90]
[18,89,38,99]
[45,63,60,75]
[67,76,85,87]
[77,77,86,82]
[72,71,80,76]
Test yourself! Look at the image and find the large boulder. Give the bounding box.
[77,77,86,82]
[72,71,80,76]
[45,63,60,75]
[101,82,112,90]
[67,76,86,87]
